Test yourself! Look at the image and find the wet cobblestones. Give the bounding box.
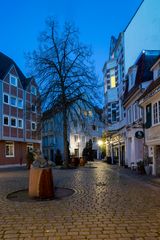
[0,162,160,239]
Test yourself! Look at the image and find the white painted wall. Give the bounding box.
[124,0,160,73]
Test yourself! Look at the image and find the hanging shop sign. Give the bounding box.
[135,131,144,139]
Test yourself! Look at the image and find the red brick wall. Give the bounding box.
[0,141,40,165]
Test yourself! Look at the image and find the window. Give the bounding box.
[27,144,33,153]
[92,125,97,131]
[110,69,116,88]
[3,116,9,126]
[83,111,88,117]
[3,94,9,104]
[10,96,16,106]
[112,110,117,122]
[32,104,36,112]
[31,86,37,95]
[88,111,92,117]
[10,75,17,87]
[111,103,116,109]
[32,122,36,131]
[17,99,23,109]
[5,142,14,157]
[74,135,79,142]
[127,107,132,124]
[153,102,158,124]
[11,117,17,127]
[134,103,139,121]
[130,73,134,87]
[146,104,152,128]
[93,137,97,143]
[18,119,23,128]
[159,101,160,122]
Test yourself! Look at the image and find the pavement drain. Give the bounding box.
[7,187,75,202]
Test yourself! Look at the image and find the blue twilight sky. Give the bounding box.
[0,0,142,79]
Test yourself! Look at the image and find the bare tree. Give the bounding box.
[27,18,100,167]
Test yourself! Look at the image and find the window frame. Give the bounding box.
[31,104,36,112]
[31,121,37,131]
[127,107,132,124]
[3,93,9,104]
[3,115,9,126]
[5,142,14,157]
[110,68,116,89]
[153,102,158,125]
[10,117,17,128]
[10,96,17,107]
[18,119,23,129]
[17,98,23,109]
[10,75,18,87]
[31,85,37,95]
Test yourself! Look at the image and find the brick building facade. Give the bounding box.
[0,52,41,165]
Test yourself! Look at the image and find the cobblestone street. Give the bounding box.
[0,161,160,240]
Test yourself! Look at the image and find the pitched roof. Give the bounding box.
[123,51,160,104]
[0,51,30,89]
[140,76,160,100]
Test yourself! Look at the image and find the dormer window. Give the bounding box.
[31,86,37,95]
[10,75,17,87]
[128,66,137,90]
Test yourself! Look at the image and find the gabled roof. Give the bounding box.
[0,51,31,89]
[140,76,160,100]
[123,51,160,104]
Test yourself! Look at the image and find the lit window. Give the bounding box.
[5,142,14,157]
[10,96,16,106]
[153,102,158,124]
[10,75,17,87]
[18,119,23,128]
[27,144,33,153]
[3,116,9,126]
[11,117,16,127]
[84,111,88,116]
[32,122,36,131]
[17,99,23,109]
[110,69,116,88]
[88,111,92,117]
[3,94,9,104]
[31,86,37,95]
[110,76,116,88]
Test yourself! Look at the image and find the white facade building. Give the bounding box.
[69,109,104,159]
[140,57,160,175]
[124,0,160,73]
[103,0,160,167]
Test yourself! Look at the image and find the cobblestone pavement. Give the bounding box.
[1,161,160,240]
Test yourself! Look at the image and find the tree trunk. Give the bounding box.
[63,108,69,167]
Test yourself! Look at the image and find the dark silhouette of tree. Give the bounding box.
[27,18,100,166]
